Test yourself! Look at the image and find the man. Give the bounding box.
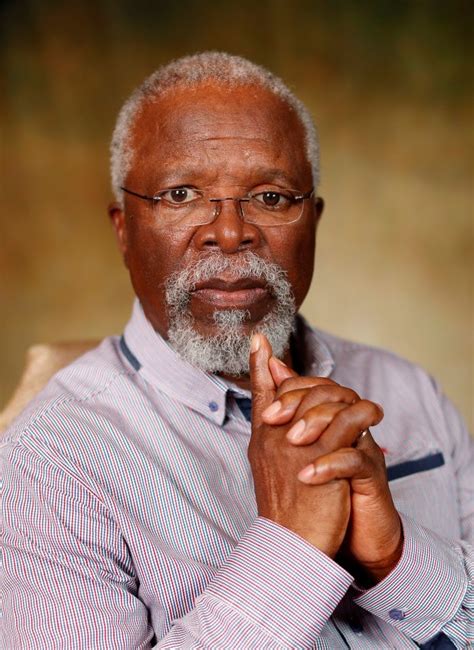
[2,52,472,648]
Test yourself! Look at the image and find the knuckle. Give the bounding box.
[358,399,382,423]
[279,388,304,407]
[316,377,339,390]
[347,446,363,460]
[345,387,360,403]
[328,386,359,405]
[333,404,352,426]
[344,447,364,469]
[300,384,340,409]
[275,377,299,397]
[312,385,334,400]
[298,387,323,411]
[276,376,337,398]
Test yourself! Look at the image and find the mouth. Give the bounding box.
[191,277,270,309]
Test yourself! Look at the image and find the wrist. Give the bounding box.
[354,527,404,587]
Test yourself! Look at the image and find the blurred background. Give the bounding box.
[1,0,472,429]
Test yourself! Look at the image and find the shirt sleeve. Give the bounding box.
[166,517,354,648]
[2,438,154,649]
[354,514,474,648]
[437,384,474,545]
[2,437,353,649]
[354,387,474,649]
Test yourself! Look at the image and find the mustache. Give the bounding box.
[165,251,297,375]
[165,251,291,298]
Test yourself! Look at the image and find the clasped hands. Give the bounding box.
[248,333,403,585]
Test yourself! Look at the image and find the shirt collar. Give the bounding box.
[122,299,335,424]
[293,314,336,378]
[123,300,228,425]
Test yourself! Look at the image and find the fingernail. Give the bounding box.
[375,402,384,415]
[250,334,261,353]
[262,401,282,419]
[298,464,315,482]
[286,419,306,442]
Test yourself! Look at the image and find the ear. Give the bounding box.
[314,196,324,220]
[108,202,130,268]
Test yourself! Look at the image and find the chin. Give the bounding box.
[167,306,295,375]
[195,310,257,338]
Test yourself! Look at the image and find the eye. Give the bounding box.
[252,190,292,209]
[157,187,201,205]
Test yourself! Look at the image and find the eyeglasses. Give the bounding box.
[120,185,314,227]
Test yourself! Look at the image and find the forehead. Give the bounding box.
[127,83,312,188]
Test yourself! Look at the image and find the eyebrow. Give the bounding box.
[152,167,302,189]
[250,167,301,187]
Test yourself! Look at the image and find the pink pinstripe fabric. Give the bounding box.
[2,300,473,648]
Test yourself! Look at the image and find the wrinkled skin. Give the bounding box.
[109,82,321,360]
[250,334,403,583]
[109,82,403,582]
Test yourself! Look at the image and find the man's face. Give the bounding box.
[110,82,323,371]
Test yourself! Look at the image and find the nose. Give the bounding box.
[193,198,261,254]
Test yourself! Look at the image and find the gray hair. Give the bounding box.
[165,250,296,374]
[110,51,320,204]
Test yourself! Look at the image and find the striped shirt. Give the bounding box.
[2,299,473,648]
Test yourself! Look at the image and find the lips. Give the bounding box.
[191,277,270,308]
[193,277,266,291]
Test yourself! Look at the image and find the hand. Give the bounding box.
[262,351,403,584]
[248,333,351,558]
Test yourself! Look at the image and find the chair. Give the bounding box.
[0,341,98,434]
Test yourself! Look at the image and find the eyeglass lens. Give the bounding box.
[156,194,306,227]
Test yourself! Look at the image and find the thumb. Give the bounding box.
[249,333,276,425]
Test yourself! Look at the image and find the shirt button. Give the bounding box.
[389,608,406,621]
[208,401,219,412]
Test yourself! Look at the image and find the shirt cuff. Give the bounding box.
[353,513,469,643]
[205,516,353,647]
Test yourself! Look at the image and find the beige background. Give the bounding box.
[1,1,472,429]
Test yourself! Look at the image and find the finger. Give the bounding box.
[291,384,360,421]
[355,429,387,469]
[298,447,376,485]
[261,387,309,424]
[275,375,337,399]
[268,356,298,386]
[263,383,359,426]
[249,333,277,424]
[316,400,384,452]
[286,402,349,442]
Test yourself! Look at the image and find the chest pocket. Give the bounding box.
[387,451,444,481]
[387,451,461,539]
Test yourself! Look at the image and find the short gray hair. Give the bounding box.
[110,51,320,204]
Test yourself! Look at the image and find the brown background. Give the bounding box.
[1,0,472,429]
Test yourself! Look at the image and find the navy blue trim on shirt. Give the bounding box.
[419,631,456,649]
[233,400,446,484]
[235,397,252,422]
[120,336,142,371]
[387,452,445,482]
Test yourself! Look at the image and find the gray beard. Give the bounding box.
[165,251,296,375]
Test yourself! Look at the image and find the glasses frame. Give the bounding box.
[120,185,315,227]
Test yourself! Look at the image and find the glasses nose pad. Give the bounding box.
[237,199,246,220]
[210,198,245,223]
[209,200,219,222]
